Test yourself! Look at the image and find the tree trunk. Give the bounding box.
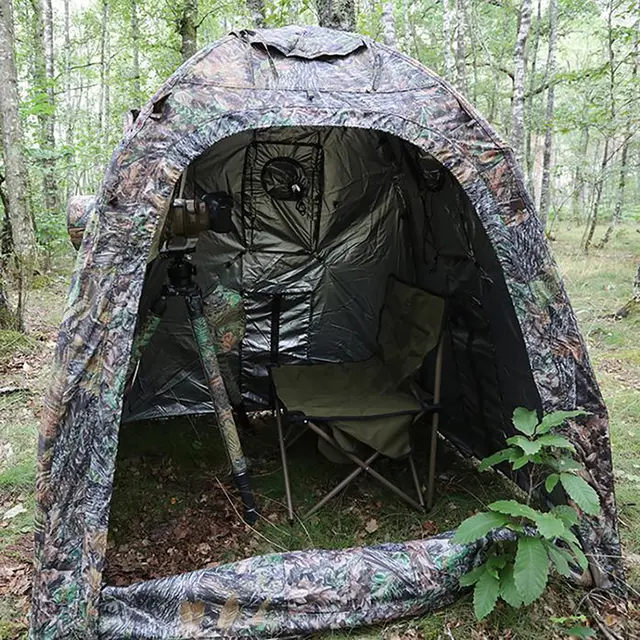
[29,0,60,219]
[131,0,142,103]
[510,0,532,165]
[525,0,542,187]
[454,0,467,93]
[597,0,638,248]
[442,0,455,82]
[571,126,589,223]
[0,0,37,329]
[317,0,355,31]
[99,0,111,151]
[382,1,396,46]
[0,0,37,262]
[538,0,558,229]
[581,138,610,254]
[63,0,72,203]
[179,0,198,61]
[247,0,265,28]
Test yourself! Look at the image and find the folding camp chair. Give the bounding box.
[271,276,445,521]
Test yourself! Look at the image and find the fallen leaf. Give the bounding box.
[3,504,27,520]
[365,518,379,534]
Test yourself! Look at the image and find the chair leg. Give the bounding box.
[308,421,424,512]
[274,395,294,523]
[304,451,379,520]
[426,338,444,511]
[408,454,425,509]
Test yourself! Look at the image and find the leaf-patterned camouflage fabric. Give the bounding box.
[31,25,622,640]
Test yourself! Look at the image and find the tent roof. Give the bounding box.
[31,26,621,640]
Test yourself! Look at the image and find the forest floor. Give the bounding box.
[0,223,639,639]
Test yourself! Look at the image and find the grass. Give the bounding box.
[0,222,638,638]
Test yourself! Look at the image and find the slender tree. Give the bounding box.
[525,0,542,189]
[131,0,142,104]
[382,1,397,47]
[511,0,532,164]
[538,0,558,228]
[179,0,198,61]
[247,0,265,28]
[442,0,455,82]
[0,0,37,329]
[597,0,639,248]
[29,0,60,218]
[317,0,355,31]
[454,0,468,93]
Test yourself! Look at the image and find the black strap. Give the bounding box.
[270,293,282,366]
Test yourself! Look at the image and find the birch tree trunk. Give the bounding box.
[0,0,37,328]
[317,0,356,31]
[247,0,265,28]
[525,0,542,188]
[30,0,60,218]
[454,0,467,93]
[581,138,610,253]
[571,126,589,222]
[538,0,558,229]
[381,1,397,47]
[64,0,72,202]
[510,0,532,165]
[179,0,198,61]
[131,0,142,103]
[442,0,455,82]
[597,1,638,248]
[99,0,111,151]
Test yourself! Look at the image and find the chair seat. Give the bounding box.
[271,357,422,458]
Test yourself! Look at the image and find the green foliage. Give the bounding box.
[453,407,600,620]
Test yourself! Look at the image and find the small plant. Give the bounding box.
[453,407,600,620]
[551,615,596,638]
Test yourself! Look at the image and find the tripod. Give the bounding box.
[126,251,258,524]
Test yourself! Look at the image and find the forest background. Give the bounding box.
[0,0,639,638]
[0,0,638,320]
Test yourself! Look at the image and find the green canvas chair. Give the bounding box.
[271,276,446,521]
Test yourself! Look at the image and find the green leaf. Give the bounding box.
[478,447,519,471]
[559,474,600,515]
[486,554,508,578]
[533,512,568,539]
[566,541,589,571]
[536,434,575,452]
[512,454,532,470]
[551,457,585,472]
[488,499,539,521]
[514,537,549,605]
[452,512,509,544]
[565,626,596,638]
[551,505,579,527]
[499,563,523,608]
[536,410,587,435]
[512,407,539,436]
[545,473,560,493]
[506,435,541,455]
[459,564,487,587]
[473,569,500,620]
[544,542,573,577]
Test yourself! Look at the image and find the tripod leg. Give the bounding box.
[216,349,252,433]
[186,295,258,525]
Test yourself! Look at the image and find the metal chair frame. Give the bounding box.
[273,338,444,522]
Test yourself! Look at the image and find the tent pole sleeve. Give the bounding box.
[188,296,259,525]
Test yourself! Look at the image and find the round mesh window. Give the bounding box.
[261,157,308,201]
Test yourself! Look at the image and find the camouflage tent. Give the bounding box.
[31,26,622,640]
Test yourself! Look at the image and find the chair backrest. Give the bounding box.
[377,276,445,384]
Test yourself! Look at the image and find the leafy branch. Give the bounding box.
[453,407,600,620]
